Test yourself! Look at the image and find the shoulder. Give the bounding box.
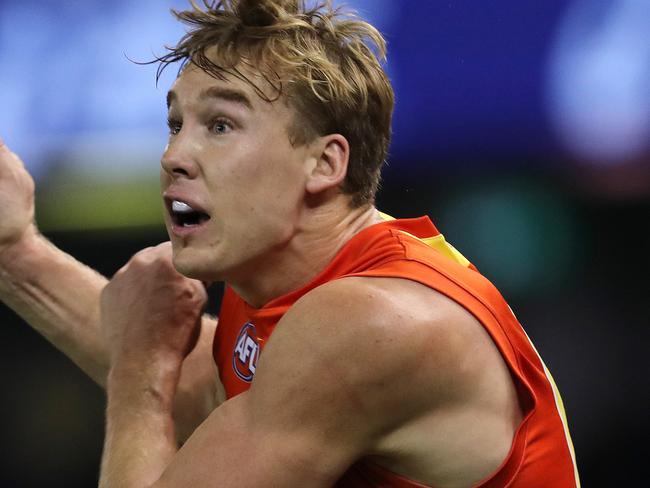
[289,275,491,361]
[234,275,515,478]
[264,275,498,421]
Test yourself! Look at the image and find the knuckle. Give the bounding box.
[142,245,173,266]
[130,246,169,270]
[113,264,129,277]
[134,246,156,260]
[154,241,172,252]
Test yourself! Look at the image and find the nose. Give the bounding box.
[160,135,200,179]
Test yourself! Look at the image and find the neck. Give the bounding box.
[228,199,383,308]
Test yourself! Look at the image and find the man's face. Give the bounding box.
[161,64,314,283]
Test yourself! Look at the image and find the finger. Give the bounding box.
[156,241,172,250]
[0,138,10,163]
[0,138,13,155]
[0,139,23,167]
[148,242,173,261]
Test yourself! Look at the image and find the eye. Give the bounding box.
[167,118,182,135]
[210,118,233,135]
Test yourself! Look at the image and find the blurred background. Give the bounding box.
[0,0,648,485]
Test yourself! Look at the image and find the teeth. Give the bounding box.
[172,200,194,213]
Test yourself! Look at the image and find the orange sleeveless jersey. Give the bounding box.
[212,216,580,487]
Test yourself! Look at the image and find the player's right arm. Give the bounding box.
[0,140,221,440]
[0,139,110,383]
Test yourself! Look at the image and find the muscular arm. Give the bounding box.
[0,139,108,382]
[100,280,384,488]
[99,275,522,487]
[99,277,463,487]
[0,141,221,439]
[0,229,110,383]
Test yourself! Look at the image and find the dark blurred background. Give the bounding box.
[1,0,648,486]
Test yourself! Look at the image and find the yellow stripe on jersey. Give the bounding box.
[419,234,471,268]
[542,363,581,487]
[514,308,581,488]
[399,230,471,269]
[378,212,471,268]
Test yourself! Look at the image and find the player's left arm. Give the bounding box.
[98,277,447,488]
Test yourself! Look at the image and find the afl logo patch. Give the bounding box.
[232,322,260,382]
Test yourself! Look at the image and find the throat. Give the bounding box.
[228,207,383,308]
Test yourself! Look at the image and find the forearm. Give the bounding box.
[0,228,109,385]
[100,359,180,488]
[0,231,222,440]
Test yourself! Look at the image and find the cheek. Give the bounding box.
[261,143,308,190]
[160,168,171,187]
[205,134,306,213]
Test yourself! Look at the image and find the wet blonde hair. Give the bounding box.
[156,0,394,206]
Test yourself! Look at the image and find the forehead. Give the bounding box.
[167,62,284,115]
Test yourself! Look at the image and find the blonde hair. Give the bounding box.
[156,0,394,206]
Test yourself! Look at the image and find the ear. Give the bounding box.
[305,134,350,195]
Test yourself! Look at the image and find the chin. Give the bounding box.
[171,249,223,282]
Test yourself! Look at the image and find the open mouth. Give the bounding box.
[169,199,211,227]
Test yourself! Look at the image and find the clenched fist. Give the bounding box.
[101,242,208,368]
[0,139,36,253]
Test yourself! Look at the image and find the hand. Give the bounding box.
[101,242,208,370]
[0,139,37,254]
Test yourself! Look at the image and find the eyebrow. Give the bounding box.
[166,86,253,111]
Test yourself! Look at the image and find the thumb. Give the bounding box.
[0,138,16,158]
[0,137,13,153]
[0,141,29,172]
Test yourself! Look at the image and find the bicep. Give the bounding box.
[158,390,347,488]
[156,279,446,487]
[157,304,389,486]
[157,277,499,487]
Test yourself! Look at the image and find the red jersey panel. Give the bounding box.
[212,216,580,487]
